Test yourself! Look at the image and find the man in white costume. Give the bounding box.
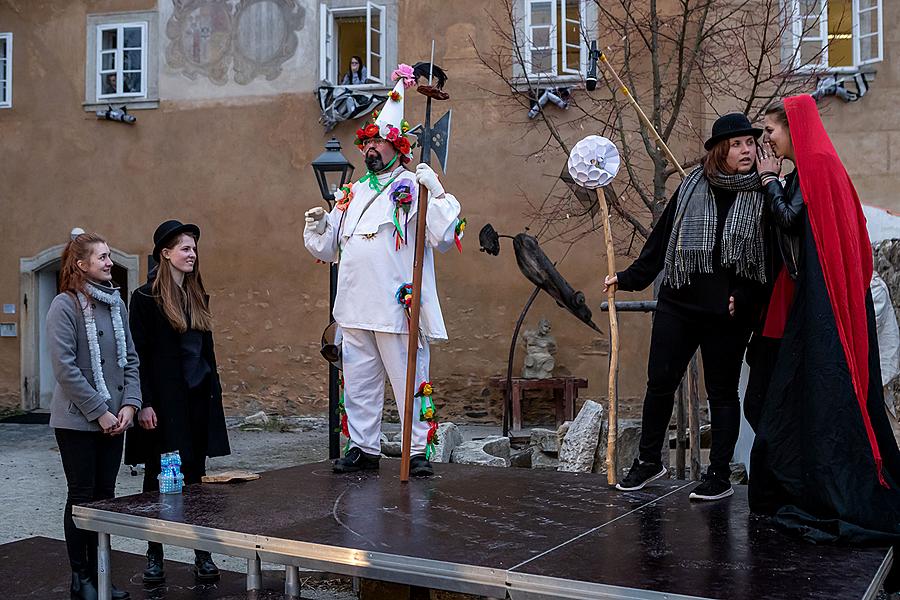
[304,67,462,476]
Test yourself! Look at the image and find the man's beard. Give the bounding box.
[365,151,386,172]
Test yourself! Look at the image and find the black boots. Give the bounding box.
[332,447,381,473]
[193,550,220,582]
[70,571,130,600]
[70,571,98,600]
[142,542,165,584]
[143,543,219,584]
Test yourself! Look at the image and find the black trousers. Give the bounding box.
[638,309,751,476]
[55,428,124,574]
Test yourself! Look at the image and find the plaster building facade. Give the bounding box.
[0,0,895,423]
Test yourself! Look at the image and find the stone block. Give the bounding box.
[450,436,511,467]
[242,411,269,426]
[431,422,464,463]
[730,461,748,485]
[510,448,533,468]
[557,400,604,473]
[529,427,559,454]
[593,419,641,476]
[531,449,559,470]
[380,432,402,457]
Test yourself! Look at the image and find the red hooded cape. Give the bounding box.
[784,94,885,486]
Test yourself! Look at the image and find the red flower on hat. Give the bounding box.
[389,90,402,102]
[385,126,400,143]
[364,123,379,138]
[396,137,411,155]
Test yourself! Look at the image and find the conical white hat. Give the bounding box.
[375,79,406,138]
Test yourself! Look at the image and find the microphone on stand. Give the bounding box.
[586,41,599,91]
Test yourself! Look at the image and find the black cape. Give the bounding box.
[749,218,900,585]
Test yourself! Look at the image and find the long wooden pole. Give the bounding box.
[400,45,436,483]
[598,52,686,179]
[596,189,620,485]
[598,48,703,477]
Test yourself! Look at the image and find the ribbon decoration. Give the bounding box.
[337,376,351,453]
[389,180,416,250]
[454,217,466,253]
[415,381,439,459]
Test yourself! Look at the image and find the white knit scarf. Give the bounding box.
[77,283,127,403]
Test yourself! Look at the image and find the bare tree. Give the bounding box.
[472,0,825,249]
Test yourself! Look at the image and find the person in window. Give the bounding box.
[47,231,141,600]
[341,55,368,85]
[749,96,900,570]
[124,220,230,585]
[606,113,769,501]
[103,73,117,96]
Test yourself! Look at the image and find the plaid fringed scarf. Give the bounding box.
[664,166,766,289]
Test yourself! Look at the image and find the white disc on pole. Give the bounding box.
[566,135,621,189]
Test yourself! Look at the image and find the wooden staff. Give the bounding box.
[400,47,440,482]
[597,188,620,485]
[598,52,686,178]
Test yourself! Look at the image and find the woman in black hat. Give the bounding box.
[606,113,769,500]
[124,220,230,584]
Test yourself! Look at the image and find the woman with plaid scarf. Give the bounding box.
[605,113,769,501]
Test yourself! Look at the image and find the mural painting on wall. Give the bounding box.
[166,0,306,85]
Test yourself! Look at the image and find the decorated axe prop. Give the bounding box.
[400,50,451,483]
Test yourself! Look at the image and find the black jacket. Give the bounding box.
[763,171,804,280]
[123,283,230,466]
[616,186,768,324]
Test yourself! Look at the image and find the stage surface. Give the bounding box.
[0,536,286,599]
[74,460,893,599]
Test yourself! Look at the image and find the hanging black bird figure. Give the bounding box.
[478,224,601,333]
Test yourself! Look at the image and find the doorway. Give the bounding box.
[19,244,139,411]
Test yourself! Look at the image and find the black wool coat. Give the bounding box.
[124,283,230,466]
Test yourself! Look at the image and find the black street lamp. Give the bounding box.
[311,138,355,460]
[312,138,357,206]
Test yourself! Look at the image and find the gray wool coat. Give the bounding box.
[46,287,142,431]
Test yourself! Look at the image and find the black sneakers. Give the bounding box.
[689,470,734,501]
[333,447,381,473]
[616,458,668,491]
[409,454,434,477]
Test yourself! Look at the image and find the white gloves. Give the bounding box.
[304,207,327,235]
[415,163,445,198]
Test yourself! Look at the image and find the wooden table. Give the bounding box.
[490,376,588,433]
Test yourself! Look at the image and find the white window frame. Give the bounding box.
[366,2,385,85]
[319,1,393,88]
[84,11,158,111]
[96,22,148,100]
[789,0,883,72]
[513,0,594,85]
[526,0,558,77]
[0,33,11,109]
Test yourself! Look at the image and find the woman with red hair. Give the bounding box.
[751,95,900,560]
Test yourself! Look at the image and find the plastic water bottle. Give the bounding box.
[158,451,184,494]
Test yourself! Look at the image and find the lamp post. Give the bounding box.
[311,137,355,459]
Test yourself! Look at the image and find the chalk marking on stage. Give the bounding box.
[509,483,693,571]
[332,487,383,549]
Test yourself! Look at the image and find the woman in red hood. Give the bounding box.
[749,95,900,571]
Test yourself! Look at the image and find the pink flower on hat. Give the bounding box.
[391,64,416,89]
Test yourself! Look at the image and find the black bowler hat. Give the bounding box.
[704,113,763,151]
[152,219,200,261]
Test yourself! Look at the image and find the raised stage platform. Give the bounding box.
[0,536,287,599]
[73,460,893,600]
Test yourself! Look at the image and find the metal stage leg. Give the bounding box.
[285,565,300,598]
[247,555,262,590]
[97,533,111,600]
